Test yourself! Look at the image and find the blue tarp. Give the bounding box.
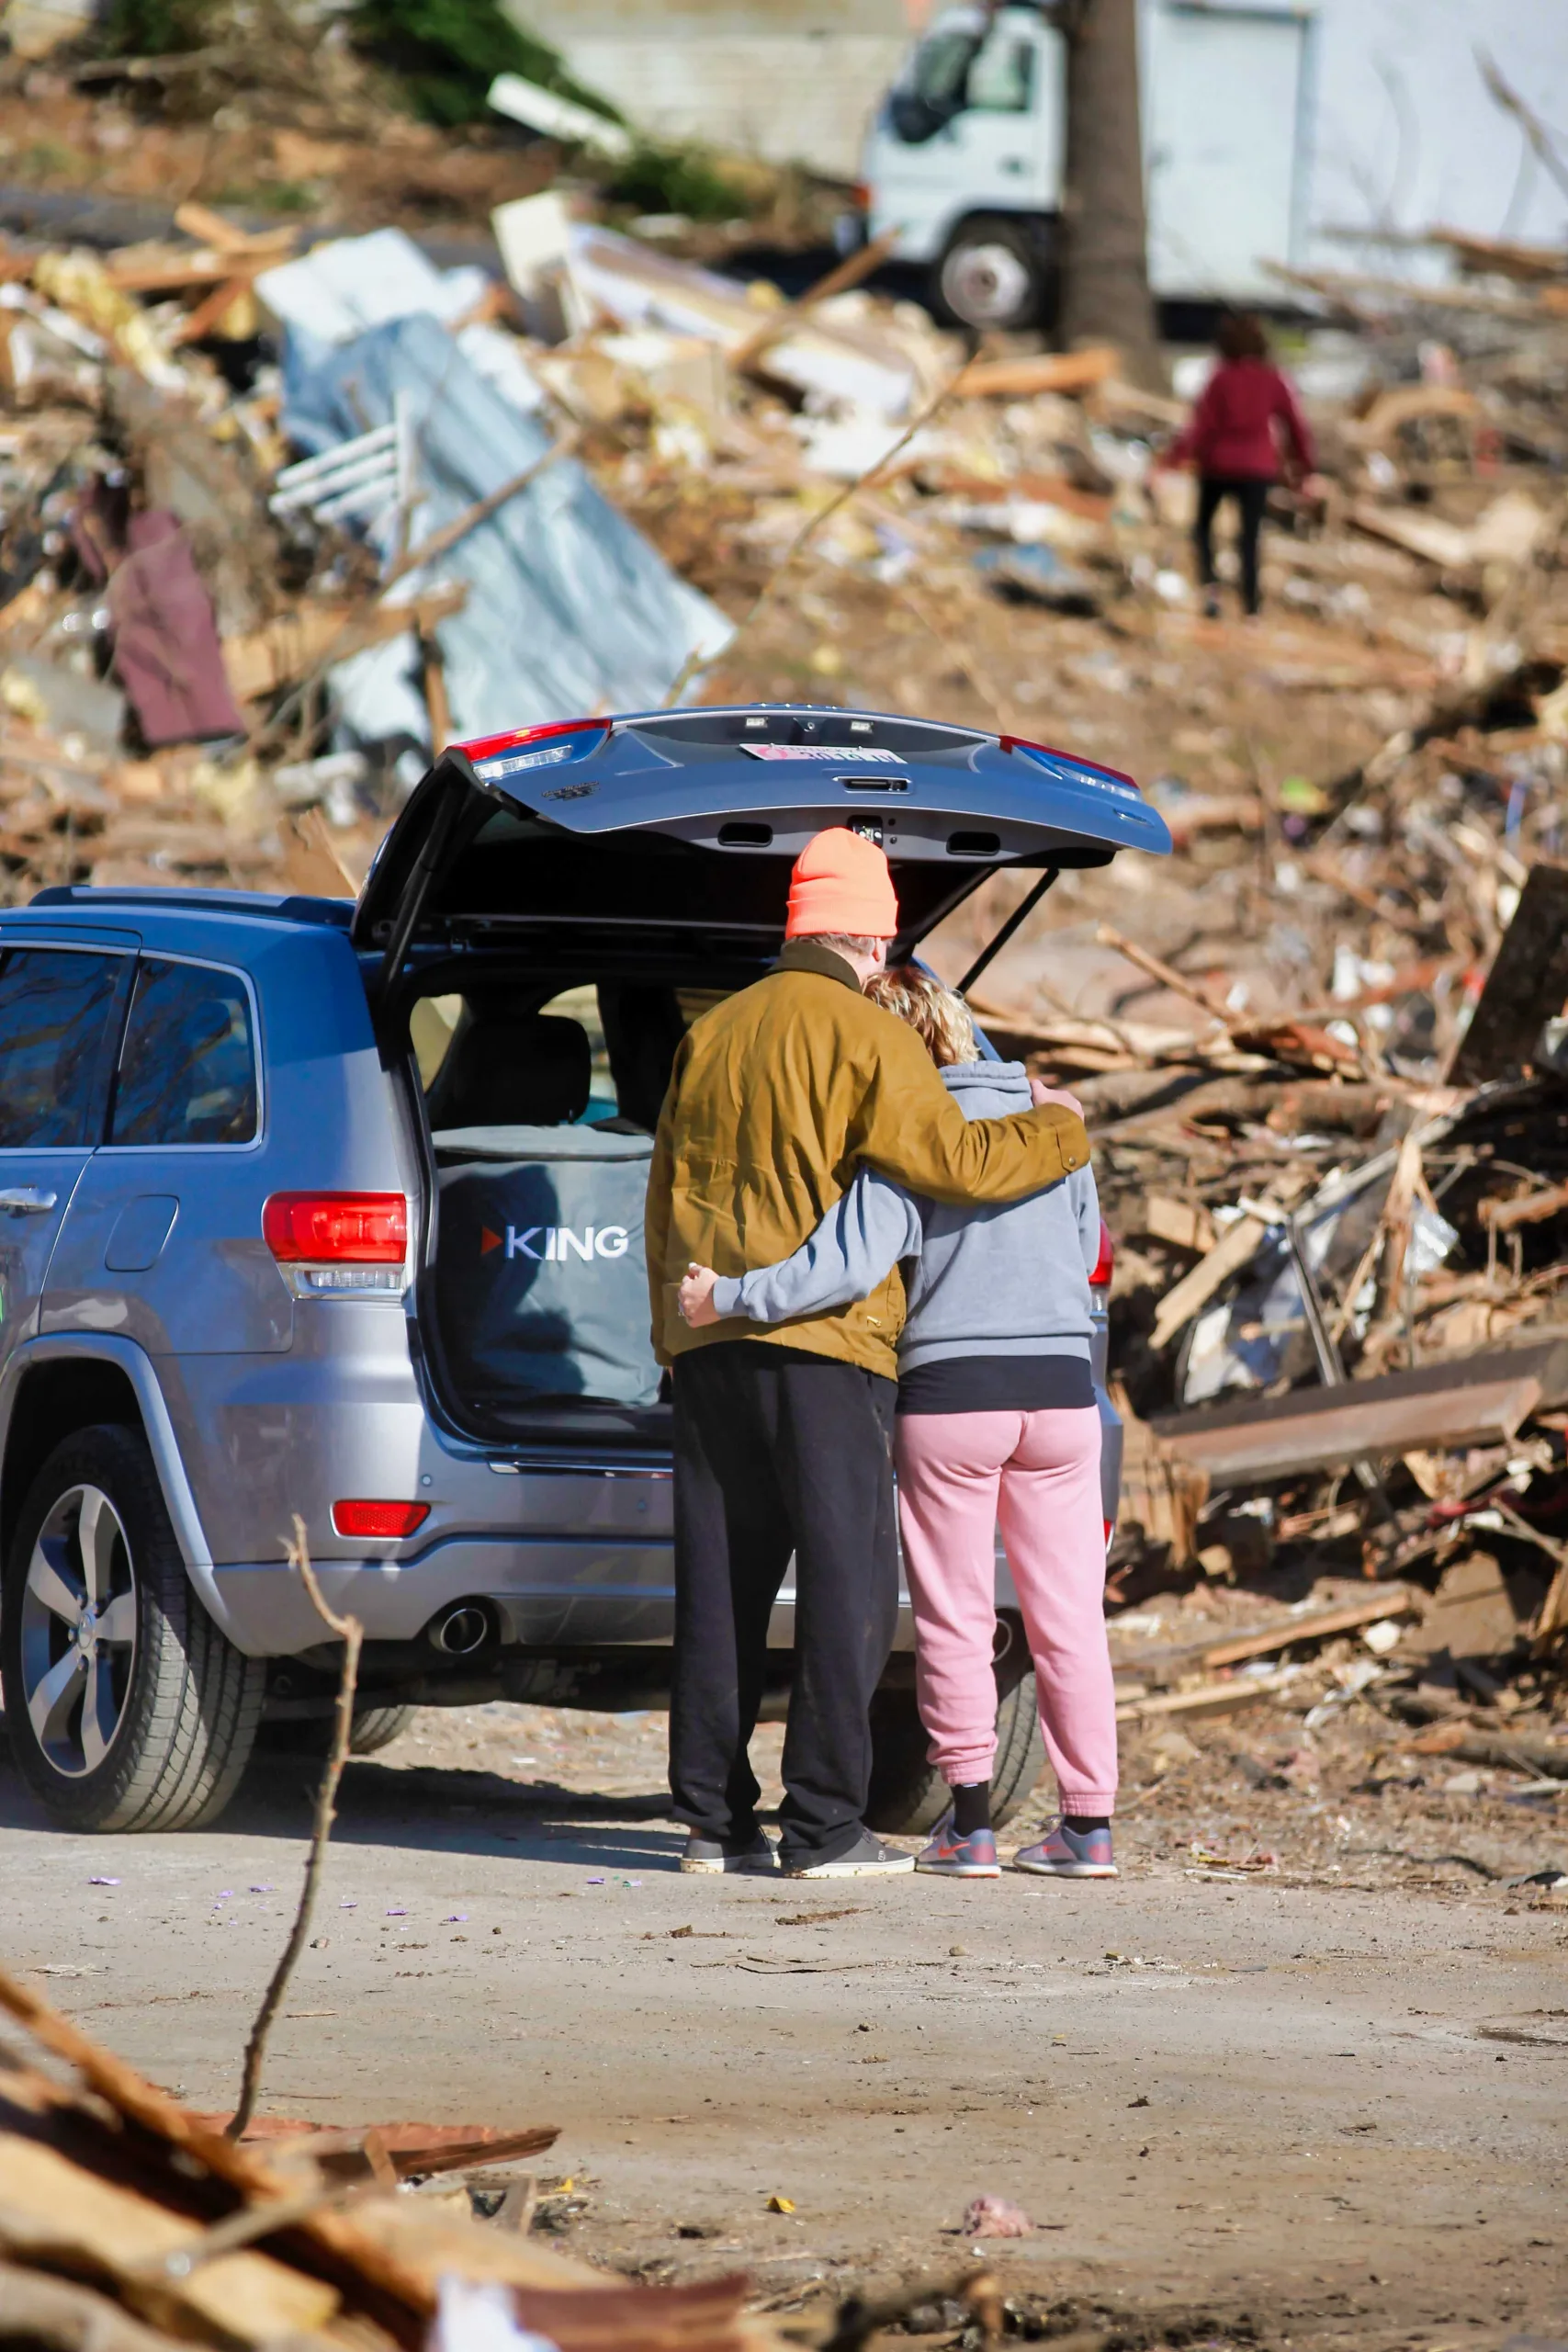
[282,311,734,778]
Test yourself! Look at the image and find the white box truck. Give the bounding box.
[844,0,1316,332]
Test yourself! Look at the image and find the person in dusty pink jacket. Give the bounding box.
[1167,312,1314,619]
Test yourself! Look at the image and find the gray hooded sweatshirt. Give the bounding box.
[710,1060,1100,1368]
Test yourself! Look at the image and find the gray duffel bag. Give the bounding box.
[434,1124,660,1408]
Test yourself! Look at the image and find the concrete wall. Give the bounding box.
[504,0,914,179]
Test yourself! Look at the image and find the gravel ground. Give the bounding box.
[3,1687,1565,2352]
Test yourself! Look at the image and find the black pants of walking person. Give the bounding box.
[669,1340,899,1867]
[1194,473,1271,615]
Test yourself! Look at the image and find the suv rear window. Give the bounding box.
[110,958,258,1147]
[0,947,124,1148]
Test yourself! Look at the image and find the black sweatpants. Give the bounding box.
[670,1340,899,1865]
[1194,473,1270,615]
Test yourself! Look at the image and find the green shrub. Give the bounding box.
[97,0,209,51]
[346,0,618,128]
[603,139,758,222]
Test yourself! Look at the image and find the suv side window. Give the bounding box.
[110,958,258,1147]
[0,947,125,1148]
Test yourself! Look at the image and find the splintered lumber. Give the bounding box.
[1148,1216,1269,1351]
[0,1969,435,2333]
[1151,1339,1568,1482]
[952,345,1119,398]
[1111,1588,1417,1690]
[1347,500,1477,570]
[1446,860,1568,1085]
[186,2115,558,2181]
[1117,1668,1299,1723]
[1480,1179,1568,1233]
[0,2263,184,2352]
[1140,1194,1216,1253]
[1200,1588,1418,1668]
[0,2136,338,2341]
[221,586,468,702]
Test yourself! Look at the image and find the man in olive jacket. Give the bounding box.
[646,826,1089,1878]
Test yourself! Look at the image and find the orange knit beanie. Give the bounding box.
[784,827,898,940]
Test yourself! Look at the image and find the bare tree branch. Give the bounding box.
[228,1517,362,2141]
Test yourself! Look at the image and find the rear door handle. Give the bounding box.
[0,1188,58,1214]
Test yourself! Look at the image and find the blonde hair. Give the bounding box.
[865,963,980,1068]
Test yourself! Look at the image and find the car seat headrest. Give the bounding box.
[432,1011,592,1128]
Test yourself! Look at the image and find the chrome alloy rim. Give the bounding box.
[19,1485,137,1778]
[941,240,1032,329]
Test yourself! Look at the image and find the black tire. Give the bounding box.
[931,215,1048,333]
[254,1700,414,1761]
[1,1425,264,1832]
[348,1702,412,1756]
[865,1669,1045,1836]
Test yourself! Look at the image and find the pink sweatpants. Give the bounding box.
[893,1406,1118,1813]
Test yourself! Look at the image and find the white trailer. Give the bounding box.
[847,0,1316,331]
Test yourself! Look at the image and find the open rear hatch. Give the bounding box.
[353,705,1172,997]
[359,706,1170,1446]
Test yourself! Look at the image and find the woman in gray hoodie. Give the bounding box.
[679,967,1118,1881]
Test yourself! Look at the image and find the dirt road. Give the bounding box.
[5,1701,1565,2350]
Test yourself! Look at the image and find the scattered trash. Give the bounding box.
[964,2194,1033,2239]
[766,2194,795,2214]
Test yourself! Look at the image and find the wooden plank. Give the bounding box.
[1201,1589,1418,1668]
[1140,1194,1216,1253]
[1447,860,1568,1085]
[1347,500,1476,570]
[1148,1216,1269,1351]
[1159,1372,1541,1483]
[0,2135,339,2342]
[1117,1668,1298,1723]
[952,345,1119,398]
[221,587,467,702]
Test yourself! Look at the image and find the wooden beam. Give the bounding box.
[1447,859,1568,1085]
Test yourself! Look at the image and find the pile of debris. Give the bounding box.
[0,160,1555,902]
[0,1964,787,2352]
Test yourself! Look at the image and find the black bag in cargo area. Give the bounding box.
[434,1124,660,1408]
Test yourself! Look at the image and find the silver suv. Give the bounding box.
[0,705,1168,1834]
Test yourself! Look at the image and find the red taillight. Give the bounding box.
[851,181,872,210]
[1090,1219,1114,1289]
[263,1193,408,1264]
[1001,735,1141,795]
[332,1499,429,1540]
[457,718,605,763]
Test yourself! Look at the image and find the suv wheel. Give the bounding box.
[933,216,1046,333]
[348,1702,413,1756]
[1,1426,265,1832]
[865,1670,1045,1837]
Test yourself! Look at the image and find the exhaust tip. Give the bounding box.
[428,1601,496,1658]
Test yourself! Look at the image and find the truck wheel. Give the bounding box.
[933,216,1045,333]
[1,1426,264,1833]
[864,1670,1044,1836]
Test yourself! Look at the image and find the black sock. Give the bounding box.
[1063,1814,1111,1835]
[951,1781,991,1837]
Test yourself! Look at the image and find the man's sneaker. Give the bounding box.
[1013,1820,1117,1878]
[915,1813,1001,1877]
[781,1827,914,1878]
[680,1829,778,1874]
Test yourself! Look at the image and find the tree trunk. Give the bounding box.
[1060,0,1165,390]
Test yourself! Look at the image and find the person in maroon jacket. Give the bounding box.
[1167,312,1314,619]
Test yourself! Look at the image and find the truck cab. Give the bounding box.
[851,0,1315,333]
